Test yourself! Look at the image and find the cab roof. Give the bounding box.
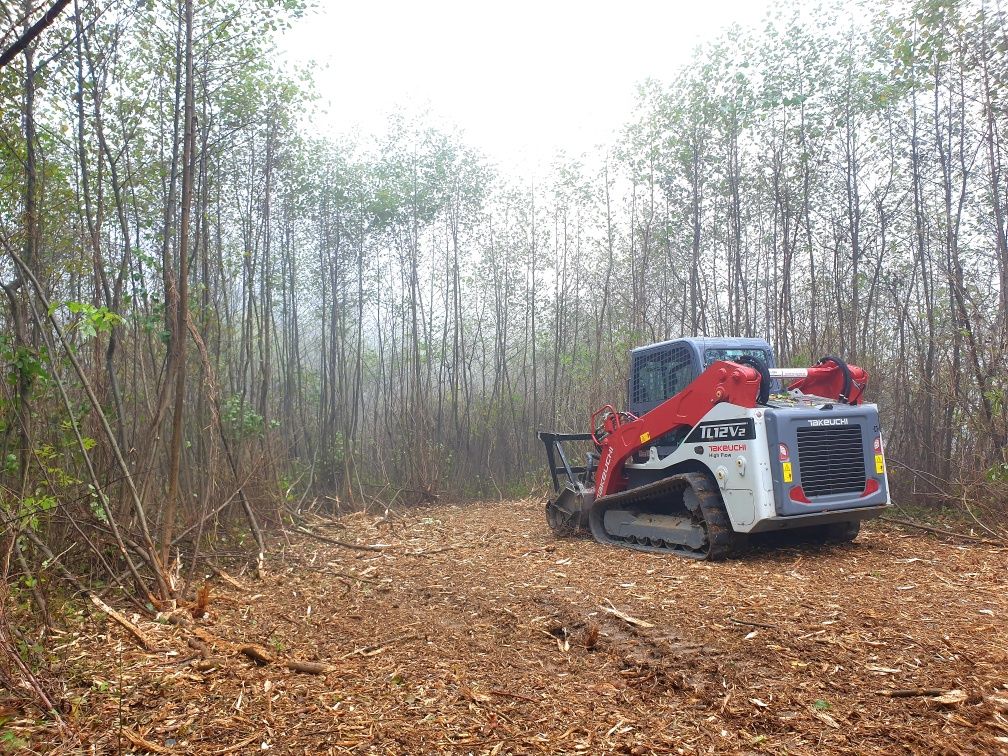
[630,336,774,357]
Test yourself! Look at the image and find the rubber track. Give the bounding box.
[691,473,736,561]
[584,475,689,509]
[588,472,737,560]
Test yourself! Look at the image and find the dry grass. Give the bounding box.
[5,499,1008,754]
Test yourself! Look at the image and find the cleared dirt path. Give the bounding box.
[19,500,1008,754]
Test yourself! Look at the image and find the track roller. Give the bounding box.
[587,473,738,560]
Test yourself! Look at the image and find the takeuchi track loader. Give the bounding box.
[539,338,891,559]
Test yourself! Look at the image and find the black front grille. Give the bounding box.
[796,425,866,497]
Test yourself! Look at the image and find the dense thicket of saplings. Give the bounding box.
[0,0,1005,610]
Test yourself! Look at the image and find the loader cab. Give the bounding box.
[628,337,776,417]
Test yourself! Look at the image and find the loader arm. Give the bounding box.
[592,357,870,498]
[786,357,868,404]
[594,360,763,497]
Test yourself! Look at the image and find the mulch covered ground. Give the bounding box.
[6,500,1008,754]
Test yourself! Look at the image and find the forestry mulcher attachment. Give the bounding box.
[539,338,890,560]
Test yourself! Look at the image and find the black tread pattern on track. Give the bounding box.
[587,472,737,561]
[584,476,690,509]
[691,473,736,561]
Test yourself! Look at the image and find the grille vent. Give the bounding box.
[796,425,866,497]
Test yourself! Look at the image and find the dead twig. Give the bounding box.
[237,644,273,665]
[205,732,262,754]
[879,688,949,698]
[207,562,246,591]
[122,728,171,753]
[294,526,389,552]
[340,633,418,659]
[88,594,155,650]
[285,660,335,675]
[192,656,228,671]
[880,516,1006,546]
[601,600,654,628]
[729,617,778,629]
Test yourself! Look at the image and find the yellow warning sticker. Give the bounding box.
[639,431,651,444]
[875,454,885,474]
[782,462,793,483]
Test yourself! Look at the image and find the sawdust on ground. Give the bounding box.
[10,499,1008,754]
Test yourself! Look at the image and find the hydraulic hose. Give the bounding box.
[738,354,772,405]
[818,355,853,404]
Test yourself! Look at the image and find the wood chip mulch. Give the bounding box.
[6,500,1008,754]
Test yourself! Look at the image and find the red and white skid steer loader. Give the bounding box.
[539,338,890,559]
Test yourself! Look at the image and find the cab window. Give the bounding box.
[703,348,773,368]
[632,345,694,406]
